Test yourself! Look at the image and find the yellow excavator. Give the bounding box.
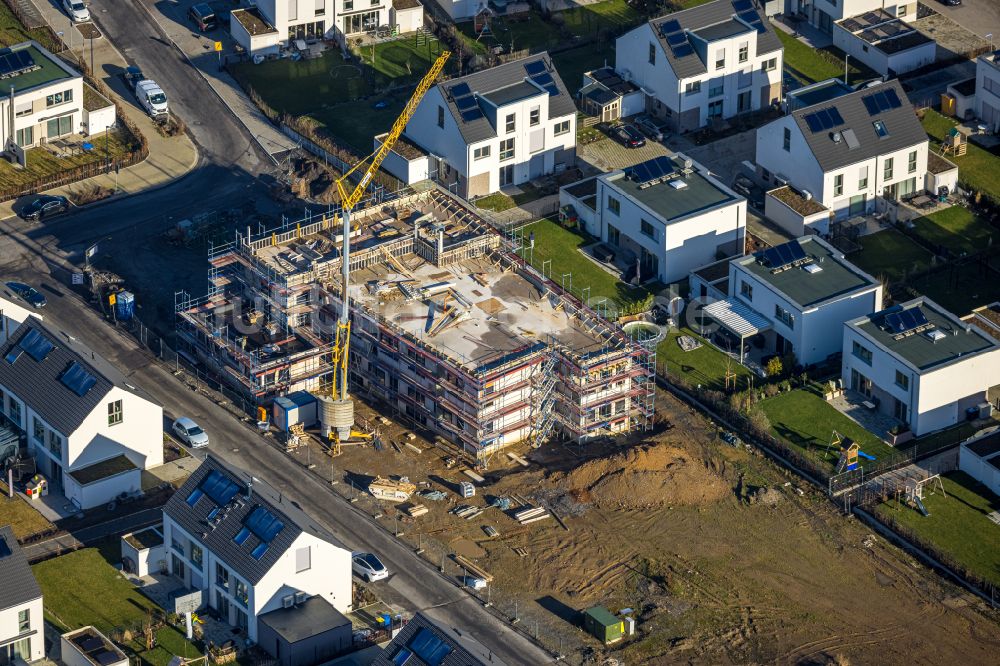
[323,50,451,455]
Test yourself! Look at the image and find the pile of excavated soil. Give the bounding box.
[559,443,728,510]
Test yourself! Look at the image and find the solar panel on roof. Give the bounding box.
[95,651,120,666]
[672,43,694,58]
[862,93,880,115]
[667,32,688,46]
[75,636,103,652]
[455,95,477,111]
[408,628,454,666]
[524,60,546,76]
[732,0,752,11]
[882,87,901,109]
[460,108,483,121]
[5,347,22,364]
[0,537,10,559]
[737,9,759,23]
[0,50,35,78]
[200,469,241,505]
[60,361,97,397]
[186,488,205,506]
[234,527,251,545]
[251,542,270,560]
[245,506,285,542]
[448,82,471,99]
[543,84,560,96]
[761,240,806,270]
[828,107,844,126]
[660,19,681,35]
[531,72,554,86]
[804,113,823,133]
[18,328,53,362]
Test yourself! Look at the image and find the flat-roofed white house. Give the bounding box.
[705,236,882,367]
[842,298,1000,436]
[560,154,745,284]
[232,0,347,53]
[0,525,44,664]
[0,319,163,510]
[381,53,576,199]
[959,429,1000,498]
[832,10,934,77]
[162,456,353,643]
[756,79,933,221]
[615,0,783,132]
[976,51,1000,134]
[786,0,917,35]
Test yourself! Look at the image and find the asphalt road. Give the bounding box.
[927,0,1000,40]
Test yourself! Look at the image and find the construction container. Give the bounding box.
[583,606,624,645]
[459,481,475,498]
[115,291,135,322]
[272,391,318,431]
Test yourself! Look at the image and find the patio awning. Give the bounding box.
[703,298,772,338]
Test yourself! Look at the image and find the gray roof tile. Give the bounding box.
[163,456,344,585]
[0,525,42,611]
[791,79,927,172]
[649,0,782,80]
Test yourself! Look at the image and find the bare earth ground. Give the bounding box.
[309,392,1000,664]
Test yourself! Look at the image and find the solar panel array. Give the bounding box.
[736,8,765,33]
[448,82,483,122]
[60,361,97,397]
[199,469,242,505]
[0,50,37,79]
[862,87,902,116]
[660,19,694,58]
[760,240,807,271]
[525,62,560,97]
[18,328,53,362]
[732,0,753,11]
[627,155,677,185]
[885,308,930,336]
[803,107,845,133]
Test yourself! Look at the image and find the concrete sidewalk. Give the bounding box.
[134,0,297,161]
[0,1,198,217]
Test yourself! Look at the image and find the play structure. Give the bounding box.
[903,474,946,517]
[939,127,967,157]
[831,431,876,473]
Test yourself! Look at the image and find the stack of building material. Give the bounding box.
[368,477,417,502]
[451,505,483,520]
[453,555,493,582]
[419,489,447,501]
[514,506,551,525]
[404,503,428,517]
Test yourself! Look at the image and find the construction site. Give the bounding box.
[174,187,655,462]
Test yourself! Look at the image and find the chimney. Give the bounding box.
[246,476,255,500]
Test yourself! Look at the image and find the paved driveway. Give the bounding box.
[676,127,757,191]
[578,136,671,172]
[925,0,1000,39]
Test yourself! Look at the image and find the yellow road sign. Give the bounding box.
[108,293,116,306]
[214,41,223,52]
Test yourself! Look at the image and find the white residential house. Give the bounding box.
[615,0,783,133]
[382,53,576,198]
[0,525,44,664]
[756,79,931,221]
[842,298,1000,436]
[241,0,339,46]
[703,236,882,367]
[0,295,40,347]
[390,0,424,34]
[333,0,390,39]
[0,320,163,510]
[976,51,1000,133]
[959,429,1000,498]
[0,41,114,151]
[559,154,746,284]
[162,456,353,643]
[785,0,917,34]
[832,11,934,77]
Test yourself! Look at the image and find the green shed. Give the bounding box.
[583,606,624,644]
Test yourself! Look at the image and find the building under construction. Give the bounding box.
[175,188,655,461]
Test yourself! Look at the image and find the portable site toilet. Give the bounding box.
[272,391,318,432]
[583,606,624,644]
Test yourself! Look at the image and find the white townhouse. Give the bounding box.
[976,51,1000,134]
[706,236,882,367]
[959,429,1000,499]
[384,53,576,198]
[756,79,930,220]
[842,298,1000,436]
[0,525,44,664]
[0,320,163,510]
[785,0,917,34]
[560,154,746,283]
[615,0,783,133]
[0,41,112,150]
[162,456,353,644]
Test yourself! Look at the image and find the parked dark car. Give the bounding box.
[188,3,217,31]
[5,282,46,308]
[20,195,68,221]
[122,65,145,92]
[938,0,960,6]
[612,124,646,148]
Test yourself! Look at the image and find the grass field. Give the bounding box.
[908,256,1000,316]
[520,218,653,309]
[922,109,1000,201]
[0,3,60,50]
[0,481,53,539]
[658,326,752,391]
[850,228,934,282]
[475,191,516,212]
[760,388,897,472]
[355,36,452,83]
[776,31,872,86]
[551,42,615,93]
[912,206,998,256]
[874,471,1000,587]
[0,128,136,190]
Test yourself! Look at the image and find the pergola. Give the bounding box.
[702,298,772,363]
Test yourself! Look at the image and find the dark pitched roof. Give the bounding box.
[372,613,507,666]
[163,455,345,585]
[0,319,119,436]
[790,79,927,172]
[258,595,350,643]
[649,0,782,80]
[436,53,575,144]
[0,525,42,611]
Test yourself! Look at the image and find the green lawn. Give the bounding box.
[551,42,615,93]
[0,480,53,540]
[874,471,1000,587]
[0,128,137,190]
[354,35,451,83]
[922,109,1000,202]
[851,228,934,283]
[657,326,752,392]
[311,95,407,155]
[0,3,60,51]
[475,191,516,212]
[776,31,871,86]
[520,218,653,309]
[559,0,642,38]
[231,50,373,117]
[908,257,1000,316]
[912,206,998,256]
[458,13,561,54]
[760,388,897,472]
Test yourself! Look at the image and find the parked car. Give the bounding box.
[352,552,389,582]
[188,3,217,31]
[62,0,90,22]
[20,195,68,221]
[633,115,664,142]
[172,417,209,448]
[938,0,960,5]
[611,124,646,148]
[135,80,169,118]
[5,282,46,308]
[122,66,145,92]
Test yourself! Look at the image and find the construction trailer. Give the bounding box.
[583,606,625,645]
[175,187,654,463]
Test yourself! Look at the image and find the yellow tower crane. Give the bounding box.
[323,50,451,448]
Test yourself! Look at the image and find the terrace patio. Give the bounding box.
[827,388,903,442]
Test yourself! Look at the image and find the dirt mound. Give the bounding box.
[560,444,727,510]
